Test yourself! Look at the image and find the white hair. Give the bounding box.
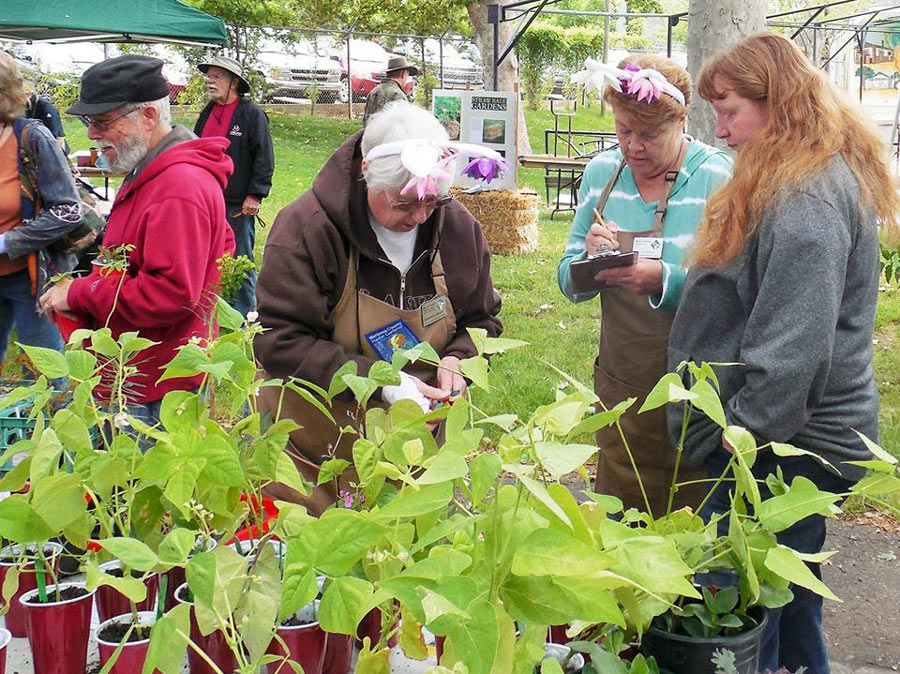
[361,101,452,195]
[139,96,171,125]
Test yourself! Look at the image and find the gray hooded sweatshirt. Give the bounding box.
[667,154,879,482]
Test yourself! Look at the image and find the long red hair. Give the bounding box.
[692,32,899,267]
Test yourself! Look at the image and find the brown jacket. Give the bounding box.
[255,131,502,388]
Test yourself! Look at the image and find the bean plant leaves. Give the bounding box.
[374,482,454,521]
[158,528,198,568]
[19,344,69,378]
[535,442,597,479]
[469,453,501,505]
[0,496,54,543]
[416,450,468,485]
[97,537,159,572]
[318,576,386,635]
[639,372,696,413]
[143,602,191,674]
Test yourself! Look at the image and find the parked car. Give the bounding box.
[333,40,414,103]
[397,39,483,90]
[257,39,342,103]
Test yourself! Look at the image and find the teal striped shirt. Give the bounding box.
[557,138,733,312]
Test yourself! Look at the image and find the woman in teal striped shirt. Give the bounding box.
[558,54,732,516]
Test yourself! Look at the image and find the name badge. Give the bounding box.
[632,237,664,259]
[420,294,449,328]
[365,319,421,362]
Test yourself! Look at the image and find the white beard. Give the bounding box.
[102,133,149,174]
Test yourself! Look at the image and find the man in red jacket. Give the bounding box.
[40,55,236,423]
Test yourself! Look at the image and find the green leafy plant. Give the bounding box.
[4,303,899,674]
[216,254,256,302]
[658,586,750,638]
[880,244,900,287]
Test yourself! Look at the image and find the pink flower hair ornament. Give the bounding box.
[570,58,686,106]
[365,139,507,197]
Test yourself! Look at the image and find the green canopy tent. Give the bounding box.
[0,0,227,46]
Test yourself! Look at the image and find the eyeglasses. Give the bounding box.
[78,105,140,132]
[388,195,453,213]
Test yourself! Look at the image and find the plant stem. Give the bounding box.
[34,555,48,603]
[156,572,168,621]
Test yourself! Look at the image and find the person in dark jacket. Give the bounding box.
[0,51,82,371]
[194,55,274,318]
[255,101,503,514]
[668,33,900,674]
[25,92,69,154]
[40,55,235,423]
[362,56,416,125]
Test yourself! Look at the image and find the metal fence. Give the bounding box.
[247,28,485,114]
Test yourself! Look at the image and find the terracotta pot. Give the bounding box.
[174,582,238,674]
[0,542,64,637]
[96,560,159,624]
[19,582,97,674]
[96,611,160,674]
[266,601,327,674]
[0,627,10,674]
[321,633,352,674]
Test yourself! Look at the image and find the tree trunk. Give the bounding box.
[685,0,766,144]
[466,0,532,155]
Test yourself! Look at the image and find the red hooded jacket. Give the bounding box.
[68,135,236,403]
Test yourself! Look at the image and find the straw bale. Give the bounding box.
[452,189,540,255]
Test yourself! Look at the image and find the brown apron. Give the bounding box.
[592,150,707,517]
[259,239,457,515]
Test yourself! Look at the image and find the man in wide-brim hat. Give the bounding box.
[194,54,274,318]
[363,56,418,125]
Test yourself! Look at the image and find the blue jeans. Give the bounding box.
[0,269,65,387]
[703,447,852,674]
[226,208,257,318]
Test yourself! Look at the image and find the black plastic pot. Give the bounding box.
[641,607,768,674]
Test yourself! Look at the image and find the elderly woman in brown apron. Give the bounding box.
[558,55,733,517]
[255,101,503,515]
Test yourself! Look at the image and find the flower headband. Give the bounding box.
[571,58,686,106]
[365,140,508,200]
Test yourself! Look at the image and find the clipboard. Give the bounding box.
[569,251,638,294]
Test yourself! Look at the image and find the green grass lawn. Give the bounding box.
[57,108,900,463]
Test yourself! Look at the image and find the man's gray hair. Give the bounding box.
[139,95,171,125]
[361,101,452,195]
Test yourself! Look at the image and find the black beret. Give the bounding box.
[67,55,170,116]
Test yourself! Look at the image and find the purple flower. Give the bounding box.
[338,489,354,508]
[623,63,641,73]
[462,156,508,184]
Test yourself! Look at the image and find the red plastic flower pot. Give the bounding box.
[0,627,11,674]
[96,560,159,624]
[321,633,352,674]
[266,602,327,674]
[356,607,398,649]
[548,624,570,644]
[96,611,160,674]
[52,314,89,343]
[19,582,97,674]
[0,542,64,638]
[174,582,238,674]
